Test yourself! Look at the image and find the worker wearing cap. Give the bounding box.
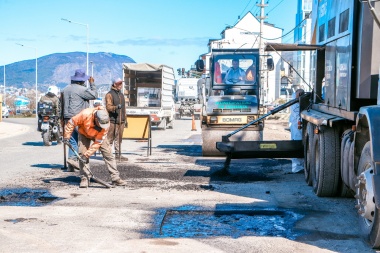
[105,77,127,161]
[63,106,127,188]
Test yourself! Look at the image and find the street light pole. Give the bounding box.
[61,18,89,86]
[90,61,94,76]
[16,43,38,119]
[3,65,5,106]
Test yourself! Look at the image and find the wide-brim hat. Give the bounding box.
[112,77,123,85]
[71,69,90,82]
[95,110,110,129]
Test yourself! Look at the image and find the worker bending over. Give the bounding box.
[63,107,127,188]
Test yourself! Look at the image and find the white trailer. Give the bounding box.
[123,63,175,129]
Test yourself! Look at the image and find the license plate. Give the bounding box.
[41,123,49,131]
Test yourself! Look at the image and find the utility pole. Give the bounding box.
[256,0,268,104]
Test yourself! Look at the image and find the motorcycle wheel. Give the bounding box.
[42,131,52,146]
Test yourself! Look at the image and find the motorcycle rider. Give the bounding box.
[38,85,61,137]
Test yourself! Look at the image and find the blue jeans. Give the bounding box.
[68,127,79,159]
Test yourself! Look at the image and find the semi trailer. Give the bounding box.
[217,0,380,248]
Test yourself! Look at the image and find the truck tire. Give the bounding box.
[339,131,354,197]
[167,119,174,129]
[340,130,352,190]
[304,123,314,186]
[159,118,167,130]
[357,141,380,248]
[311,126,340,197]
[42,130,52,146]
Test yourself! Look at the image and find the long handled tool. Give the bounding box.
[65,141,113,188]
[220,94,308,172]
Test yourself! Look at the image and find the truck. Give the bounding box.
[122,63,175,130]
[174,77,202,119]
[216,0,380,248]
[195,48,273,156]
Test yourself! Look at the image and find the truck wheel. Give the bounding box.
[159,118,167,130]
[339,132,354,197]
[311,126,340,197]
[167,120,174,129]
[340,130,352,190]
[42,131,52,146]
[357,141,380,248]
[304,123,314,186]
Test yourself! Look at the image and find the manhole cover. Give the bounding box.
[154,208,303,239]
[0,188,60,206]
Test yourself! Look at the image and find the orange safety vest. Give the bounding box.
[64,106,108,157]
[215,62,222,83]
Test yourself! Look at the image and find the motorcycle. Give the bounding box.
[37,101,62,146]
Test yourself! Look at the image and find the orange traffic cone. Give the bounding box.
[191,114,197,131]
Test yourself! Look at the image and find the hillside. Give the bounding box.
[1,52,135,91]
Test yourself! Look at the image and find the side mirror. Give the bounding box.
[267,58,274,71]
[195,59,205,72]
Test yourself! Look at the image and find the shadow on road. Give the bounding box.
[156,144,202,157]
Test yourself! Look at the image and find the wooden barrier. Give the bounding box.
[122,114,152,156]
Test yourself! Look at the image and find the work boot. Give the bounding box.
[79,177,89,188]
[67,164,75,172]
[115,155,128,162]
[67,157,80,171]
[112,178,127,186]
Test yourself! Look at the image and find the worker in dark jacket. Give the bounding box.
[105,77,127,161]
[62,69,97,171]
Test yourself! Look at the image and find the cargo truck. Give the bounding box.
[174,77,201,119]
[122,63,175,130]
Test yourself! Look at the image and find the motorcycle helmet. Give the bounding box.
[47,85,59,96]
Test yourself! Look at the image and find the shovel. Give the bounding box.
[64,141,113,188]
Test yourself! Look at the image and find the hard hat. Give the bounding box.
[47,85,59,96]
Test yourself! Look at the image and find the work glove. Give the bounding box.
[88,76,95,84]
[80,155,88,164]
[117,104,122,109]
[62,137,70,145]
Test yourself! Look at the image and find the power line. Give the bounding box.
[267,0,285,15]
[239,0,253,18]
[262,15,309,40]
[250,1,260,17]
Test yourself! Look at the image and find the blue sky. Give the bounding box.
[1,0,297,73]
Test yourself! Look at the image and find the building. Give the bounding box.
[293,0,313,91]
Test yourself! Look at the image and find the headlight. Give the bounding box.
[210,116,218,123]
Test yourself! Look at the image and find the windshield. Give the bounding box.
[211,54,258,95]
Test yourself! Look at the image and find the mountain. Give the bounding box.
[1,52,135,91]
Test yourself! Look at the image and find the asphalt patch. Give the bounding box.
[0,188,61,206]
[145,206,304,239]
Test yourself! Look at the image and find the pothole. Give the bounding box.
[0,188,61,206]
[147,207,304,239]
